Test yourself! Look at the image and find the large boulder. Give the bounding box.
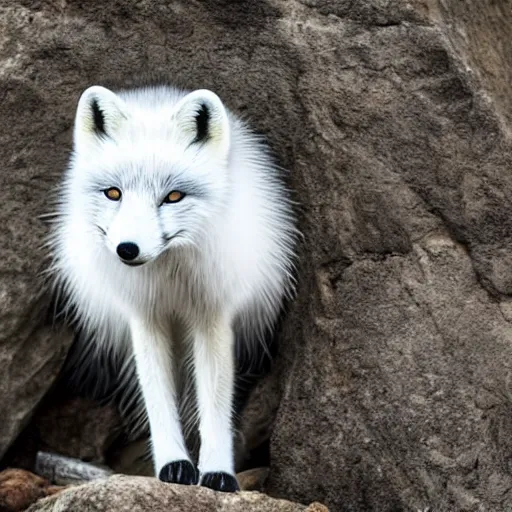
[266,2,512,511]
[0,5,75,461]
[2,0,512,511]
[25,475,327,512]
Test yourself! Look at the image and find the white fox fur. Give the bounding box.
[46,84,298,488]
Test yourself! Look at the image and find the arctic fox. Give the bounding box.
[46,84,298,492]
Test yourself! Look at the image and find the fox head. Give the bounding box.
[69,85,232,266]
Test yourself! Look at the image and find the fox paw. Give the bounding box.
[200,472,239,492]
[159,460,198,485]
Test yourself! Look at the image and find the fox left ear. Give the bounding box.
[172,89,230,159]
[74,86,129,149]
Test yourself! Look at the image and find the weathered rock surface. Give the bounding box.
[2,0,512,511]
[2,395,122,475]
[266,1,512,511]
[0,465,271,511]
[25,475,327,512]
[0,0,74,459]
[0,285,71,462]
[35,397,121,464]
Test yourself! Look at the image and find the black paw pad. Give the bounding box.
[200,472,240,492]
[159,460,198,485]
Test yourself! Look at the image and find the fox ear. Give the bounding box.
[172,89,230,159]
[74,86,128,148]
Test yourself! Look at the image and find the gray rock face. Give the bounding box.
[0,4,75,460]
[0,244,71,462]
[266,2,512,511]
[2,0,512,511]
[0,304,70,461]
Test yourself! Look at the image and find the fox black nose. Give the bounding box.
[116,242,140,261]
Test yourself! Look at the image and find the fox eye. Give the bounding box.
[104,187,122,201]
[163,190,185,204]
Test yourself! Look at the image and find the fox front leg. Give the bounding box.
[130,317,198,485]
[193,316,239,492]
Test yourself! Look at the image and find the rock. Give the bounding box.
[2,396,122,473]
[0,469,66,512]
[0,295,71,462]
[25,475,324,512]
[236,468,270,492]
[2,0,512,511]
[266,2,512,511]
[304,505,328,512]
[0,2,74,459]
[35,397,122,465]
[240,373,280,456]
[107,439,153,477]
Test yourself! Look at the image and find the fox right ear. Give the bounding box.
[74,86,128,148]
[172,89,230,160]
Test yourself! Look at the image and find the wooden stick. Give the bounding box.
[35,451,114,486]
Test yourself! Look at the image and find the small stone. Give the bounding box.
[0,469,67,512]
